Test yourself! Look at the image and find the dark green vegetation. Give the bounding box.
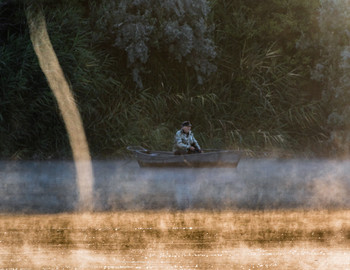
[1,0,348,159]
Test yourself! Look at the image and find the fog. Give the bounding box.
[0,157,349,213]
[1,158,350,269]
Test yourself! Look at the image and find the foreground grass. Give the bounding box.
[0,210,349,246]
[0,210,349,269]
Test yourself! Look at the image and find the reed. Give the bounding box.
[0,0,333,158]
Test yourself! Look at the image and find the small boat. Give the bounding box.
[127,146,241,168]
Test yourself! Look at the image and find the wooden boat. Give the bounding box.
[127,146,241,168]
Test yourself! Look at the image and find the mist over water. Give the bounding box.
[1,158,350,269]
[1,158,349,213]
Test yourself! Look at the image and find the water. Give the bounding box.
[0,158,349,212]
[0,158,350,269]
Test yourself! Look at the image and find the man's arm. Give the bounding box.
[191,135,202,152]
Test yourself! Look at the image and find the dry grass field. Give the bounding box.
[0,210,349,269]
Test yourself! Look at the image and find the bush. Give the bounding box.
[92,0,217,88]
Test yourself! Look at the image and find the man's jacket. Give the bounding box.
[173,129,201,152]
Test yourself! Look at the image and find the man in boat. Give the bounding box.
[173,121,202,155]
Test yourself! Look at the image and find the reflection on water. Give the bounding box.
[0,158,350,212]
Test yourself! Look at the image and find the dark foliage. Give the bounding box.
[0,0,340,159]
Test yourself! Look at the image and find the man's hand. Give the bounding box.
[189,146,195,151]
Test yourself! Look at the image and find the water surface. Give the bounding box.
[0,158,349,212]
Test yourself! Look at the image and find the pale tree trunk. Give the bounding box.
[26,3,94,211]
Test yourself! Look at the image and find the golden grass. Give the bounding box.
[0,210,349,269]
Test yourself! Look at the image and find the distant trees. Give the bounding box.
[91,0,216,88]
[2,0,350,158]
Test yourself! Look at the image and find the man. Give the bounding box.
[173,121,202,155]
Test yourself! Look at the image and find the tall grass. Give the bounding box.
[0,0,331,158]
[206,0,327,153]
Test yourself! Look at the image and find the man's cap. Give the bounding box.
[182,121,192,127]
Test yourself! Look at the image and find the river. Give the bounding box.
[1,158,350,212]
[0,158,349,269]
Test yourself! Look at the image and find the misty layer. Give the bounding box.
[0,158,349,213]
